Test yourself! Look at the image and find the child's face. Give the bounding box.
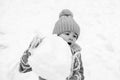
[59,31,78,45]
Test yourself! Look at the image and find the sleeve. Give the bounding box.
[19,49,32,73]
[19,34,44,73]
[67,44,84,80]
[73,52,84,80]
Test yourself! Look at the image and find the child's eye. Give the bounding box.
[73,35,77,38]
[65,32,70,35]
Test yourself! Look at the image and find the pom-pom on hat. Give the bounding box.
[52,9,80,38]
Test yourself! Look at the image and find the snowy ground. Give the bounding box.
[0,0,120,80]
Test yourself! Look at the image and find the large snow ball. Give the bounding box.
[28,34,72,80]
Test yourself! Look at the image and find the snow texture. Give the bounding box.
[0,0,120,80]
[29,34,72,80]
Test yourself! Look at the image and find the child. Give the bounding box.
[52,9,84,80]
[19,9,84,80]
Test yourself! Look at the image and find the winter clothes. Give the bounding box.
[67,43,84,80]
[19,49,32,73]
[52,9,80,37]
[19,34,44,73]
[19,9,84,80]
[19,35,84,80]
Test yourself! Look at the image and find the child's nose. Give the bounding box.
[69,38,73,41]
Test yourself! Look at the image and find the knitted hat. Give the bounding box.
[52,9,80,38]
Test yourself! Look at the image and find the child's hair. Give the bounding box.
[52,9,80,39]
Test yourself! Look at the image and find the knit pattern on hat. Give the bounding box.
[53,9,80,37]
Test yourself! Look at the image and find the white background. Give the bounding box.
[0,0,120,80]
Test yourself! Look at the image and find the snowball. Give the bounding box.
[29,34,72,80]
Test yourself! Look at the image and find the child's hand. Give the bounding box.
[29,36,40,48]
[29,34,44,49]
[71,43,81,53]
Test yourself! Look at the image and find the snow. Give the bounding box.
[29,34,72,80]
[0,0,120,80]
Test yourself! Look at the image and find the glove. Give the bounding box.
[70,43,81,54]
[28,33,45,50]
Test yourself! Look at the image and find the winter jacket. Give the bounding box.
[19,34,42,73]
[66,43,84,80]
[19,35,84,80]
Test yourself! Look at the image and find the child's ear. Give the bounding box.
[76,35,79,40]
